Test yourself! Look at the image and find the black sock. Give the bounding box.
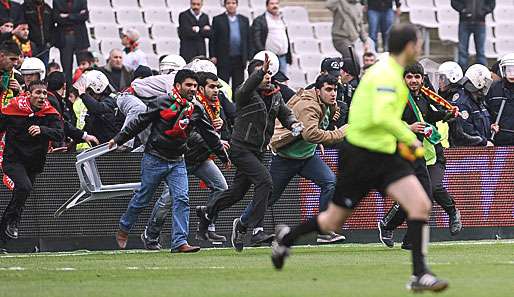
[281,217,321,247]
[383,203,408,230]
[407,220,429,276]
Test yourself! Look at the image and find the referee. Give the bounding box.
[270,24,449,293]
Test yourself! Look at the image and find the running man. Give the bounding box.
[270,24,449,293]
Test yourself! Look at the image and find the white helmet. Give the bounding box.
[464,64,493,95]
[20,57,46,80]
[85,70,110,94]
[159,55,186,75]
[438,61,463,84]
[187,59,217,75]
[252,50,280,77]
[499,53,514,79]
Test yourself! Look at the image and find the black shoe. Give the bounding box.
[378,220,394,248]
[271,224,291,270]
[401,241,412,250]
[316,232,346,244]
[250,230,274,246]
[406,273,449,293]
[196,206,210,234]
[196,229,227,243]
[0,248,7,254]
[449,210,462,236]
[140,231,161,250]
[231,218,246,252]
[5,222,18,240]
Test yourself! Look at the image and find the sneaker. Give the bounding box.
[140,232,161,250]
[196,229,227,243]
[0,247,7,254]
[378,220,394,248]
[5,221,18,239]
[196,206,210,235]
[316,232,346,243]
[231,218,246,252]
[406,273,449,293]
[116,230,129,249]
[271,224,291,270]
[250,230,274,246]
[449,210,462,236]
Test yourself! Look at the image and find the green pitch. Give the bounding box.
[1,241,513,297]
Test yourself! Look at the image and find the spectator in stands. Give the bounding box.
[450,64,494,146]
[485,53,514,146]
[210,0,251,94]
[0,80,63,252]
[52,0,89,85]
[72,51,94,84]
[251,0,292,76]
[0,18,13,42]
[0,40,21,107]
[22,0,53,65]
[73,70,121,144]
[46,61,61,74]
[11,21,36,58]
[362,0,402,52]
[100,49,133,92]
[326,0,369,58]
[362,51,376,67]
[451,0,495,69]
[178,0,211,63]
[120,28,148,72]
[0,0,24,25]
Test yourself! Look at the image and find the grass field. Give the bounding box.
[1,240,513,297]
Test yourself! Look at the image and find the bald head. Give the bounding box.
[109,48,123,70]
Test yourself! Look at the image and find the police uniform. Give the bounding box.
[485,80,514,145]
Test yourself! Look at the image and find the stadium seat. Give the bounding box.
[111,0,139,9]
[252,8,266,20]
[282,6,310,24]
[89,40,101,55]
[436,7,459,24]
[319,38,340,56]
[144,8,172,24]
[116,8,145,25]
[89,9,117,25]
[88,0,110,10]
[293,38,320,54]
[494,8,514,24]
[312,22,332,39]
[438,22,458,43]
[287,23,314,39]
[434,0,451,8]
[152,23,179,39]
[235,0,251,8]
[305,69,320,84]
[238,7,252,20]
[250,0,266,9]
[137,38,155,55]
[100,38,124,55]
[409,8,438,28]
[171,7,189,24]
[147,54,160,70]
[495,0,514,8]
[408,0,435,8]
[203,6,225,19]
[298,53,323,70]
[155,38,180,55]
[495,38,514,55]
[287,69,307,89]
[494,22,514,39]
[93,24,121,39]
[139,0,168,9]
[122,24,150,39]
[486,13,495,25]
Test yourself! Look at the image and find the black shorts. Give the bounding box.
[333,141,414,209]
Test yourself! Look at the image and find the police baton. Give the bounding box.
[491,98,506,141]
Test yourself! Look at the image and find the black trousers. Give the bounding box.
[0,162,38,241]
[217,56,245,95]
[428,161,457,215]
[206,146,272,228]
[60,33,87,85]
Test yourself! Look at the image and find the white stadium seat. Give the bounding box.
[293,38,320,54]
[282,6,309,24]
[203,6,225,19]
[305,69,320,84]
[409,8,438,28]
[155,38,180,55]
[146,54,160,70]
[252,8,266,20]
[116,8,145,25]
[298,53,323,70]
[319,38,340,56]
[251,0,266,9]
[494,22,514,40]
[144,8,172,24]
[434,0,451,8]
[438,22,458,43]
[238,7,252,20]
[235,0,251,8]
[312,22,332,39]
[111,0,139,9]
[137,38,156,55]
[496,38,514,55]
[100,38,123,55]
[495,0,514,8]
[122,24,150,39]
[408,0,434,8]
[152,23,179,39]
[287,69,307,89]
[437,7,459,24]
[493,7,514,24]
[88,0,110,10]
[139,0,168,9]
[94,25,120,39]
[89,9,117,25]
[287,23,314,39]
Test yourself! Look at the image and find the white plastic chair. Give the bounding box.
[100,38,122,55]
[144,8,172,24]
[409,7,438,28]
[88,0,111,10]
[312,22,332,39]
[140,0,168,9]
[438,22,458,43]
[436,7,459,24]
[293,38,320,54]
[155,38,180,55]
[287,23,314,39]
[282,6,309,24]
[122,24,150,39]
[151,23,178,39]
[94,24,121,39]
[319,38,340,56]
[116,8,145,25]
[111,0,139,9]
[298,53,323,70]
[494,7,514,24]
[89,9,117,25]
[54,143,141,217]
[408,0,435,8]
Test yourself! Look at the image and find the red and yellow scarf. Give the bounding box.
[12,35,32,57]
[196,91,221,127]
[159,88,194,139]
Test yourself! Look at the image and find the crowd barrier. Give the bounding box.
[0,147,513,252]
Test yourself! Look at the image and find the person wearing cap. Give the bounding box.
[196,53,302,252]
[52,0,89,85]
[100,48,133,92]
[178,0,211,63]
[120,28,148,72]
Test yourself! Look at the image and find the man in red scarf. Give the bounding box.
[0,80,63,253]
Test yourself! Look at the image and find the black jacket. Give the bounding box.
[0,107,63,172]
[178,9,211,63]
[99,64,133,92]
[451,0,495,23]
[250,13,292,64]
[48,91,84,144]
[363,0,401,11]
[231,69,297,152]
[485,79,514,146]
[403,91,450,141]
[113,95,229,163]
[52,0,90,49]
[0,1,24,24]
[81,93,122,144]
[22,0,54,49]
[209,13,251,67]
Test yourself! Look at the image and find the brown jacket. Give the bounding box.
[270,88,346,151]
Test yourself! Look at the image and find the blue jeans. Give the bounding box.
[145,159,228,242]
[119,153,189,250]
[241,154,336,228]
[458,21,487,69]
[277,54,288,76]
[368,9,394,51]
